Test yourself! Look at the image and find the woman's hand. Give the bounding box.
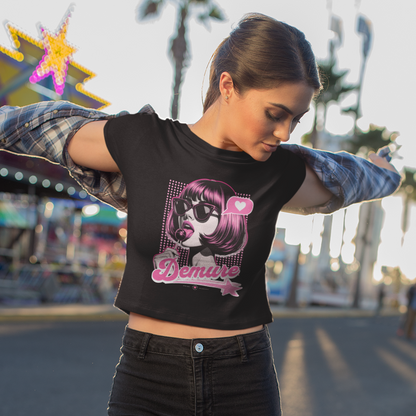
[153,248,179,269]
[368,148,399,175]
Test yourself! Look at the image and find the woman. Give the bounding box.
[0,13,400,416]
[157,178,248,264]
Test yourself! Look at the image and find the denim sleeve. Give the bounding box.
[281,144,402,215]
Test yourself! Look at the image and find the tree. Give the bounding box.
[303,59,357,149]
[137,0,226,119]
[344,125,398,308]
[399,168,416,245]
[346,124,398,156]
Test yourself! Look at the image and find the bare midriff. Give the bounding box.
[128,312,263,339]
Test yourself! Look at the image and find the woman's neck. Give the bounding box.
[188,101,228,150]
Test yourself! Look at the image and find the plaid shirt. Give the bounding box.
[0,101,401,214]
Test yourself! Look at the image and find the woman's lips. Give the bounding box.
[182,221,194,239]
[263,142,279,153]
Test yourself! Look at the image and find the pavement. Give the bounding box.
[2,315,413,416]
[0,303,127,321]
[0,302,402,321]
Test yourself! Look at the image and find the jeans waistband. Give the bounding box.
[122,325,271,361]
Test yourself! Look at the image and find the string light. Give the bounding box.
[0,44,23,61]
[82,204,100,217]
[75,82,110,110]
[42,179,51,188]
[55,183,64,192]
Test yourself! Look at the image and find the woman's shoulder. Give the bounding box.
[127,106,182,130]
[106,105,176,134]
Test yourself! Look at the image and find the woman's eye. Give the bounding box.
[266,111,281,122]
[290,119,302,133]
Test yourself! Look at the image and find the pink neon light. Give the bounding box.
[29,18,75,96]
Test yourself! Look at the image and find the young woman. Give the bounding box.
[0,13,400,416]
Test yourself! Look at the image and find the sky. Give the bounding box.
[1,0,415,169]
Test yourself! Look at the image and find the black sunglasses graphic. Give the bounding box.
[172,198,219,223]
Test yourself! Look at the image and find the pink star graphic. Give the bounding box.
[220,279,242,297]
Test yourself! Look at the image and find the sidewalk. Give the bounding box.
[270,305,401,318]
[0,303,401,322]
[0,303,127,322]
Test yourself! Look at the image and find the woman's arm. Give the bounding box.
[0,101,155,212]
[283,164,333,210]
[283,148,401,213]
[0,101,127,210]
[67,120,120,172]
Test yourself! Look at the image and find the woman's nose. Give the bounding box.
[273,125,291,142]
[184,208,194,220]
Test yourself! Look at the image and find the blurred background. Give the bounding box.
[1,0,415,312]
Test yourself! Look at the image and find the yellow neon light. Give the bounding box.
[0,21,109,108]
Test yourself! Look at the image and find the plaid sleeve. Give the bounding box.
[0,101,155,212]
[0,101,116,163]
[281,144,402,215]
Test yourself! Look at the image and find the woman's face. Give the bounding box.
[177,198,219,248]
[219,82,314,162]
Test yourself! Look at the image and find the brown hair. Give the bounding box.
[203,13,322,112]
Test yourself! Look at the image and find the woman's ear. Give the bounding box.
[219,72,234,101]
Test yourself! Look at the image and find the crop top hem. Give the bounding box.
[114,301,273,331]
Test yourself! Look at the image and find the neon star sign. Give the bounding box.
[0,6,109,109]
[29,14,76,95]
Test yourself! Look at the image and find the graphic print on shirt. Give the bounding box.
[152,179,254,297]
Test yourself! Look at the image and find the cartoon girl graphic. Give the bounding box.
[154,179,249,269]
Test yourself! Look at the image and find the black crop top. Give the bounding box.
[104,111,305,330]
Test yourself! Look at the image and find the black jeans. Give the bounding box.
[108,325,281,416]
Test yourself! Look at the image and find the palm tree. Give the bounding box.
[378,168,416,307]
[137,0,226,119]
[303,59,357,149]
[342,125,397,308]
[346,124,398,156]
[399,168,416,245]
[295,59,357,308]
[348,127,416,253]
